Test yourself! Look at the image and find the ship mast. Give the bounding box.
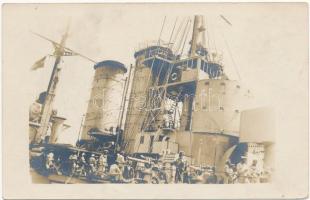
[189,15,207,57]
[33,27,69,143]
[189,16,199,56]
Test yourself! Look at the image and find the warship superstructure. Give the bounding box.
[123,15,248,165]
[29,15,274,184]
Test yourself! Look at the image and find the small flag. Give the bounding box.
[31,56,46,70]
[52,49,77,56]
[63,50,78,56]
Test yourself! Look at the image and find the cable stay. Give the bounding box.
[31,31,97,64]
[179,19,192,57]
[171,17,186,52]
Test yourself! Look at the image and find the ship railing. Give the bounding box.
[134,39,167,52]
[206,49,224,65]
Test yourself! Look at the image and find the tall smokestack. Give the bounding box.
[81,60,127,140]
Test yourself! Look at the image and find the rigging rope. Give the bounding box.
[171,17,186,52]
[180,19,192,57]
[205,17,211,51]
[157,16,167,46]
[152,17,178,87]
[221,33,242,81]
[168,17,179,48]
[175,18,190,56]
[208,19,218,54]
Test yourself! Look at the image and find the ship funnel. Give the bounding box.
[81,60,127,140]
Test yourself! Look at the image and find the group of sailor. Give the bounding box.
[43,151,179,183]
[45,151,108,177]
[44,150,266,184]
[44,150,132,181]
[224,157,264,184]
[170,152,218,184]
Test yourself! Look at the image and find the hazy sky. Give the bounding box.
[4,3,307,142]
[3,3,308,196]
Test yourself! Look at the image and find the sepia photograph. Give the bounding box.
[2,2,308,199]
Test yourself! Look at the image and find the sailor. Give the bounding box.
[159,162,168,184]
[45,152,55,171]
[69,152,78,161]
[98,154,108,177]
[109,126,115,135]
[194,169,204,184]
[102,152,108,168]
[109,161,122,183]
[115,152,125,173]
[182,162,190,184]
[116,152,125,163]
[206,166,217,184]
[151,159,160,181]
[44,122,53,143]
[249,160,260,183]
[29,100,42,123]
[116,152,125,165]
[173,151,186,183]
[80,153,87,164]
[89,154,97,174]
[231,164,238,183]
[54,156,62,175]
[111,141,115,149]
[143,161,153,183]
[163,113,170,128]
[170,163,176,184]
[236,156,249,183]
[122,160,134,183]
[224,160,234,184]
[69,152,78,175]
[78,153,87,176]
[135,160,145,180]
